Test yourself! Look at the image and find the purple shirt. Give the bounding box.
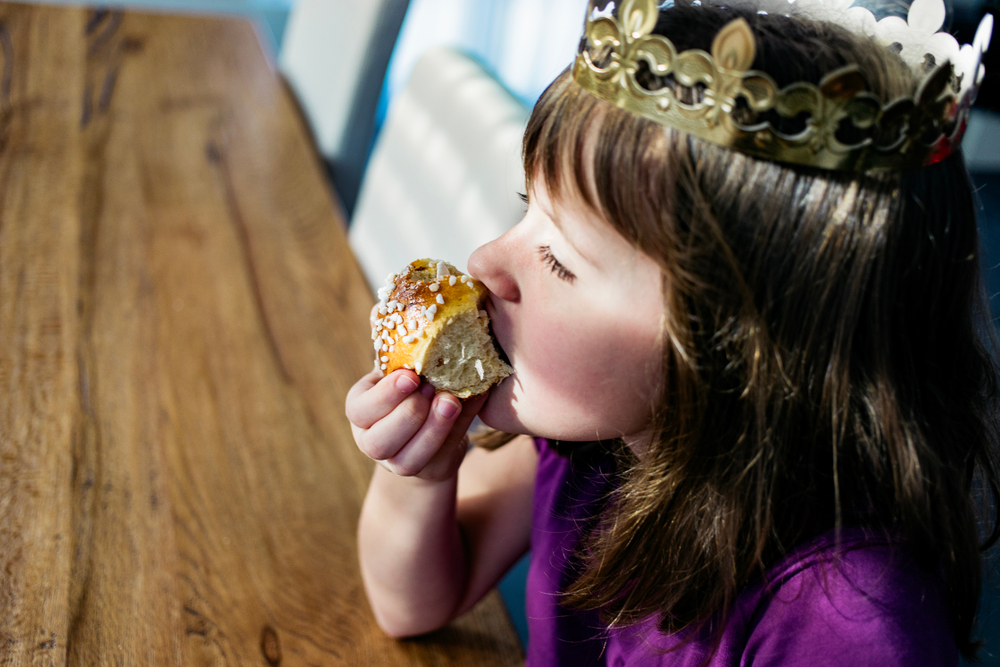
[526,438,957,666]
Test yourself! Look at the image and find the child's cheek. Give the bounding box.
[480,289,661,439]
[533,326,609,390]
[529,309,659,437]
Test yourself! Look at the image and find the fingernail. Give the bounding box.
[420,383,436,400]
[436,397,460,420]
[395,374,419,394]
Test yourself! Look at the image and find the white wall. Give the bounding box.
[385,0,588,108]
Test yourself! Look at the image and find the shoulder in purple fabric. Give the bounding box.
[526,439,958,667]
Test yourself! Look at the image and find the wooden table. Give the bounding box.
[0,3,523,664]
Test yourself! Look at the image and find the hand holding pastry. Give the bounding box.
[346,368,487,482]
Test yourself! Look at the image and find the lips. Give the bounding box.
[493,329,512,367]
[484,298,513,369]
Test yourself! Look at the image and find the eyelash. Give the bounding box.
[539,245,576,283]
[518,192,528,205]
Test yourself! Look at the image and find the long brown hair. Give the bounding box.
[523,4,1000,658]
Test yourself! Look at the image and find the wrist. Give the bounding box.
[367,464,459,517]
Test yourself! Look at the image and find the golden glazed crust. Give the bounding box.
[372,259,512,399]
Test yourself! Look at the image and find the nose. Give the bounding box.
[468,230,520,303]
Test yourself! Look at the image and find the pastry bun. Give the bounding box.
[372,259,512,399]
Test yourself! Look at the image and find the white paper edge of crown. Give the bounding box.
[662,0,992,99]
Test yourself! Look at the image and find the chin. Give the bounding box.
[479,376,529,435]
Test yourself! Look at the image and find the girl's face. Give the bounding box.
[467,177,665,444]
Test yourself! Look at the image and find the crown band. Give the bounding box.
[572,0,993,172]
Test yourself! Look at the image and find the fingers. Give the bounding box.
[363,383,437,460]
[379,392,463,476]
[346,369,422,430]
[346,367,491,481]
[347,369,432,460]
[384,391,489,480]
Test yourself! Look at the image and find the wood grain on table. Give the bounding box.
[0,3,523,664]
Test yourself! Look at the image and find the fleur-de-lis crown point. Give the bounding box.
[712,18,757,71]
[572,0,993,171]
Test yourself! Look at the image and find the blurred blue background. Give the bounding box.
[27,0,1000,660]
[34,0,295,53]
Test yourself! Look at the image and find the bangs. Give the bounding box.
[522,68,679,265]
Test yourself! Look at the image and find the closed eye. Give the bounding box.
[539,245,576,283]
[518,192,528,205]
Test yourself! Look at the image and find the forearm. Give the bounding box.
[358,465,468,637]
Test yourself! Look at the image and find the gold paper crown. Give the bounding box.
[572,0,994,171]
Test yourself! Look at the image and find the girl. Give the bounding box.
[346,0,1000,664]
